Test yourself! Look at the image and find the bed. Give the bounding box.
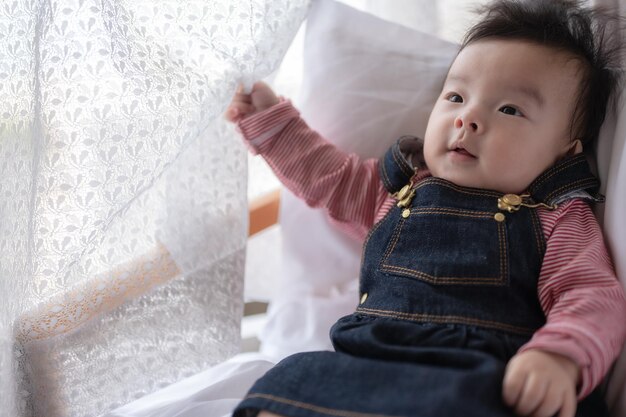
[103,1,626,416]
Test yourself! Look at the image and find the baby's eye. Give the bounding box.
[446,93,463,103]
[499,105,523,116]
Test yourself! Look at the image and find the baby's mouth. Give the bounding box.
[450,146,477,158]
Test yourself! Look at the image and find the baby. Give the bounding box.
[226,1,626,416]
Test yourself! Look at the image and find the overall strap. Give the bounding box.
[378,136,424,194]
[527,154,603,206]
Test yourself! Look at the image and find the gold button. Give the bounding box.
[502,194,523,206]
[401,209,410,218]
[494,212,505,222]
[360,293,368,304]
[397,184,412,201]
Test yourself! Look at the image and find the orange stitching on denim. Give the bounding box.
[543,179,597,203]
[409,208,493,218]
[529,210,545,255]
[380,264,504,285]
[379,158,392,191]
[391,144,415,177]
[362,208,394,263]
[414,178,501,198]
[530,156,583,189]
[531,158,580,186]
[528,210,540,254]
[381,207,507,285]
[246,393,397,417]
[544,179,596,201]
[391,145,407,177]
[380,216,405,267]
[501,222,509,282]
[497,222,502,279]
[355,307,535,335]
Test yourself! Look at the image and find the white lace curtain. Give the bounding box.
[0,1,308,417]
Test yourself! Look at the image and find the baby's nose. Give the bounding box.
[454,115,479,132]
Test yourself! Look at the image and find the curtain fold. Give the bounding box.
[0,1,308,416]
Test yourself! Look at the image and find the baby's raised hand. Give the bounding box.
[502,350,579,417]
[224,81,279,123]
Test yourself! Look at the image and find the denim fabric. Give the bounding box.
[378,136,421,192]
[237,322,607,417]
[234,143,606,417]
[526,153,602,206]
[353,176,546,339]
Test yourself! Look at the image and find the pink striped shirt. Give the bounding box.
[239,100,626,398]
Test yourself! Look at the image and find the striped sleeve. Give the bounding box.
[238,100,389,239]
[519,199,626,399]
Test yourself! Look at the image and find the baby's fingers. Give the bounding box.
[514,373,548,415]
[557,389,576,417]
[502,361,526,407]
[232,84,253,104]
[527,383,576,417]
[528,384,566,417]
[225,102,255,122]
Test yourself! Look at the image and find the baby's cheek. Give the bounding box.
[421,139,438,172]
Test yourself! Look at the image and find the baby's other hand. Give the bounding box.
[502,350,579,417]
[224,81,279,123]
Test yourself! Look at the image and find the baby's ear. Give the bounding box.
[566,139,583,156]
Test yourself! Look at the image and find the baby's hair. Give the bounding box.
[462,0,624,146]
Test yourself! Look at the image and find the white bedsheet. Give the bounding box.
[103,354,275,417]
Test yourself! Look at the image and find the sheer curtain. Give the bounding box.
[0,1,308,417]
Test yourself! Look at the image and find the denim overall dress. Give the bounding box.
[235,138,609,417]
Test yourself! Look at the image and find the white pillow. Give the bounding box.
[297,0,458,157]
[259,0,459,359]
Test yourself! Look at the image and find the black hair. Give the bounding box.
[462,0,624,145]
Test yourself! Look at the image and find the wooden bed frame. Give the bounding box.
[16,190,282,343]
[249,189,281,236]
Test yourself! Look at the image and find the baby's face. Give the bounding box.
[423,39,583,194]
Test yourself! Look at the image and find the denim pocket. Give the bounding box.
[379,207,508,286]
